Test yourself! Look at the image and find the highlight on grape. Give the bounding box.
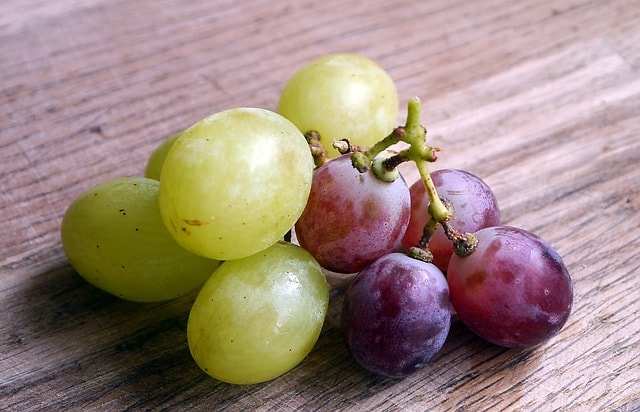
[60,52,573,384]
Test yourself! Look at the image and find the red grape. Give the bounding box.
[341,253,452,378]
[295,154,411,273]
[447,226,573,348]
[401,169,500,272]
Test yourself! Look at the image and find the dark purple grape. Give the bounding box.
[295,154,411,274]
[341,253,452,378]
[447,226,573,348]
[401,169,500,272]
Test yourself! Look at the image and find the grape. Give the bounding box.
[144,134,178,180]
[447,226,573,347]
[61,177,220,302]
[158,108,314,261]
[341,253,451,379]
[277,53,398,158]
[295,154,411,274]
[401,169,500,272]
[187,241,329,385]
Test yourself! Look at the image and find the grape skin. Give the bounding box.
[158,108,314,261]
[144,134,178,180]
[187,241,329,385]
[447,226,573,348]
[61,177,219,302]
[295,154,411,274]
[402,168,500,272]
[277,53,398,158]
[341,253,452,379]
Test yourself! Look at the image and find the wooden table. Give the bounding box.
[2,1,638,410]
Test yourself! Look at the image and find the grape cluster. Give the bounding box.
[60,53,573,384]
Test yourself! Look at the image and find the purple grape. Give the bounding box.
[341,253,452,378]
[401,169,500,272]
[295,154,411,274]
[447,226,573,348]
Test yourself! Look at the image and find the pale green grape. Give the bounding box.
[277,53,398,158]
[144,134,179,180]
[187,241,329,384]
[158,108,314,261]
[61,177,219,302]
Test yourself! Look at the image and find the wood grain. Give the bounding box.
[1,0,639,410]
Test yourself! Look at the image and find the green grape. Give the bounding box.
[277,53,398,158]
[187,241,329,384]
[61,177,219,302]
[144,134,179,180]
[158,108,314,261]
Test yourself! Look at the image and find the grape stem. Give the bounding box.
[404,98,479,256]
[350,127,405,173]
[304,130,329,167]
[350,96,479,259]
[333,138,367,155]
[418,218,440,249]
[442,222,478,257]
[404,98,451,223]
[407,217,438,263]
[352,97,451,223]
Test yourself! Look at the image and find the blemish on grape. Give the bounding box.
[182,219,205,226]
[465,270,486,288]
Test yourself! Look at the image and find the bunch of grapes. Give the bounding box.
[60,53,572,384]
